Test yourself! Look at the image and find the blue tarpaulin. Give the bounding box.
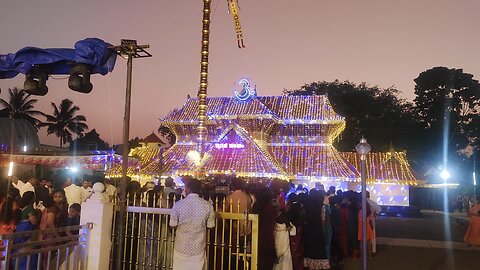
[0,38,117,79]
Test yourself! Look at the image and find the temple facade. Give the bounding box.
[147,93,419,206]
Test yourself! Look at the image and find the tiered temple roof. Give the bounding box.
[117,94,418,184]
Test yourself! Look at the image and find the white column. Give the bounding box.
[80,182,113,270]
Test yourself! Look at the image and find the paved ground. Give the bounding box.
[335,245,479,270]
[334,211,480,270]
[375,211,470,242]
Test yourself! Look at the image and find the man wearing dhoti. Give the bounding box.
[169,179,215,270]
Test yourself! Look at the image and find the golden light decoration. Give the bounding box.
[116,95,420,186]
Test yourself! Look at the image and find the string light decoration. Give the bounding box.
[113,95,420,194]
[340,150,420,185]
[1,153,132,172]
[269,145,358,180]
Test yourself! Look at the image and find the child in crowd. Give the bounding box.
[67,203,81,235]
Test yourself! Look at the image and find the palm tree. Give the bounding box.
[0,87,44,129]
[40,99,88,147]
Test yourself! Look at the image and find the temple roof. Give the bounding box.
[162,95,344,124]
[141,132,163,143]
[269,145,359,180]
[340,151,419,185]
[105,94,419,185]
[110,146,419,184]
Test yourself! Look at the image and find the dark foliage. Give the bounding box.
[69,129,110,151]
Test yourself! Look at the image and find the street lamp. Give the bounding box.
[355,137,371,270]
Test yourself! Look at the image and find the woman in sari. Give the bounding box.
[13,191,39,269]
[287,193,306,270]
[252,188,277,270]
[274,209,293,270]
[40,190,68,269]
[357,201,374,258]
[304,189,330,269]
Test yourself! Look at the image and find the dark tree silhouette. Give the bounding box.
[40,99,88,147]
[284,80,420,154]
[158,125,176,145]
[0,87,44,129]
[414,67,480,152]
[69,129,110,151]
[128,137,141,151]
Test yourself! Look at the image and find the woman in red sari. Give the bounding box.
[357,201,374,258]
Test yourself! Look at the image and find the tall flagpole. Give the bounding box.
[196,0,212,177]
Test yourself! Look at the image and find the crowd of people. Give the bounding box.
[230,180,381,270]
[0,176,92,269]
[125,177,382,270]
[2,174,479,270]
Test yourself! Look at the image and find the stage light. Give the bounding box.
[68,64,93,93]
[24,65,49,96]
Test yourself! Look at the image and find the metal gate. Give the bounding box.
[110,195,258,270]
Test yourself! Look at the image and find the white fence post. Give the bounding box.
[80,182,113,270]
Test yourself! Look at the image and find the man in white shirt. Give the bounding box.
[80,179,93,203]
[20,177,37,197]
[169,179,215,270]
[64,178,83,206]
[104,179,117,202]
[11,176,25,192]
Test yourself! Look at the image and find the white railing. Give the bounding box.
[0,223,92,270]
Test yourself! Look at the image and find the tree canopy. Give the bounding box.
[0,87,44,129]
[284,80,420,154]
[40,99,88,147]
[69,129,110,151]
[285,72,480,184]
[128,137,141,151]
[158,125,176,145]
[414,67,480,152]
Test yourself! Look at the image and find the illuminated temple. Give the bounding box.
[114,93,420,206]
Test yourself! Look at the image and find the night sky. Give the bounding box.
[0,0,478,146]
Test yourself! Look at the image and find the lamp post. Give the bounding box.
[355,137,371,270]
[111,39,151,270]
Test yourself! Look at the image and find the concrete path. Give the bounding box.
[377,237,480,251]
[336,245,480,270]
[335,210,479,269]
